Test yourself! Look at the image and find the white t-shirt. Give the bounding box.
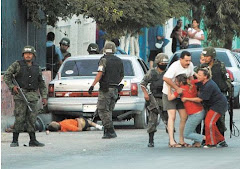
[188,28,204,45]
[162,60,194,94]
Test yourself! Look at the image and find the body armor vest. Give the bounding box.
[99,54,123,88]
[211,60,228,92]
[15,60,39,90]
[150,69,164,98]
[46,45,59,72]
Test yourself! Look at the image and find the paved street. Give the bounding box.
[2,109,240,169]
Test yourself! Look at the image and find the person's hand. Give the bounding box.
[88,86,94,94]
[42,98,48,106]
[13,86,19,94]
[181,97,187,102]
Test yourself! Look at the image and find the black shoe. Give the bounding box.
[203,145,217,148]
[148,142,154,147]
[102,128,117,139]
[29,140,45,147]
[148,132,154,147]
[10,141,19,147]
[217,141,228,147]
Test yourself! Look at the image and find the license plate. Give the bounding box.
[83,105,97,112]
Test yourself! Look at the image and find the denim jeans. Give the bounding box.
[184,110,205,143]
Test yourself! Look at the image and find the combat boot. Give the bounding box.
[102,127,117,139]
[10,132,19,147]
[28,132,45,147]
[148,132,154,147]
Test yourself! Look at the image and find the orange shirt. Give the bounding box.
[59,119,79,132]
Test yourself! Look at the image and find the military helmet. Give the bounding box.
[87,43,99,54]
[202,47,216,59]
[155,53,169,64]
[59,37,70,46]
[103,42,116,54]
[22,45,36,57]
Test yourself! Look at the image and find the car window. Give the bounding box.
[61,59,134,77]
[169,51,232,67]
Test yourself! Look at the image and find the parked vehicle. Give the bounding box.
[47,54,149,128]
[169,48,240,108]
[232,52,240,66]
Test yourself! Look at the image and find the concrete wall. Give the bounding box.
[1,71,51,131]
[47,15,96,56]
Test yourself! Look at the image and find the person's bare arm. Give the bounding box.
[167,85,177,101]
[91,71,103,86]
[182,97,202,103]
[163,76,182,94]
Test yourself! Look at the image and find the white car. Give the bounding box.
[47,54,149,128]
[169,48,240,108]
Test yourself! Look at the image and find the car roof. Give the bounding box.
[65,54,140,61]
[174,48,231,54]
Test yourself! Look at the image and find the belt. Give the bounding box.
[22,89,37,92]
[109,84,118,88]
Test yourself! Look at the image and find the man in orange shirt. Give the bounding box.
[47,117,103,132]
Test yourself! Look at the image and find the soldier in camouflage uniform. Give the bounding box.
[88,42,124,139]
[140,53,169,147]
[59,37,71,61]
[201,47,232,147]
[4,46,48,147]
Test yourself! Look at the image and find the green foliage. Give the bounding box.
[22,0,189,38]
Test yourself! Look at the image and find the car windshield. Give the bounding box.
[171,51,232,67]
[61,59,134,77]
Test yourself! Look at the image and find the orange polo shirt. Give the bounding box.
[59,119,79,132]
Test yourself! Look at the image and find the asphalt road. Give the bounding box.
[2,109,240,169]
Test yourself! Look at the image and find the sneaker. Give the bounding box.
[10,142,19,147]
[217,141,228,147]
[203,145,217,148]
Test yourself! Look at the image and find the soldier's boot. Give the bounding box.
[148,132,154,147]
[29,132,45,147]
[102,127,117,139]
[10,132,19,147]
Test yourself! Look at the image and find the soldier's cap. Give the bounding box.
[202,47,216,58]
[155,53,169,64]
[60,37,70,46]
[103,42,116,54]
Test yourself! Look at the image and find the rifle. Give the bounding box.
[147,93,162,126]
[228,86,239,138]
[12,78,33,112]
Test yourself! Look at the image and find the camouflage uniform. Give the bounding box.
[4,61,48,133]
[140,68,167,133]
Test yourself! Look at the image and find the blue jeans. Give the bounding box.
[184,110,205,143]
[188,44,201,48]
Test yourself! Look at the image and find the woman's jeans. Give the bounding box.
[184,110,205,143]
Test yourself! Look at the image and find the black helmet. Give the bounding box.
[59,37,70,46]
[87,43,99,54]
[22,45,36,57]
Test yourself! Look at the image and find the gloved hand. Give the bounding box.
[88,86,94,94]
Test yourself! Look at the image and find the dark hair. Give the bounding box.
[180,51,191,59]
[173,25,181,32]
[192,19,199,24]
[111,38,120,47]
[176,74,188,85]
[47,123,60,131]
[198,68,211,79]
[47,32,55,41]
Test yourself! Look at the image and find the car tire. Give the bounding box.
[134,108,148,129]
[234,92,240,109]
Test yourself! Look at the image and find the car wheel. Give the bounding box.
[134,108,148,129]
[234,92,240,109]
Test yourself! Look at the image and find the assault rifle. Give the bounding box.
[12,78,33,112]
[146,93,162,126]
